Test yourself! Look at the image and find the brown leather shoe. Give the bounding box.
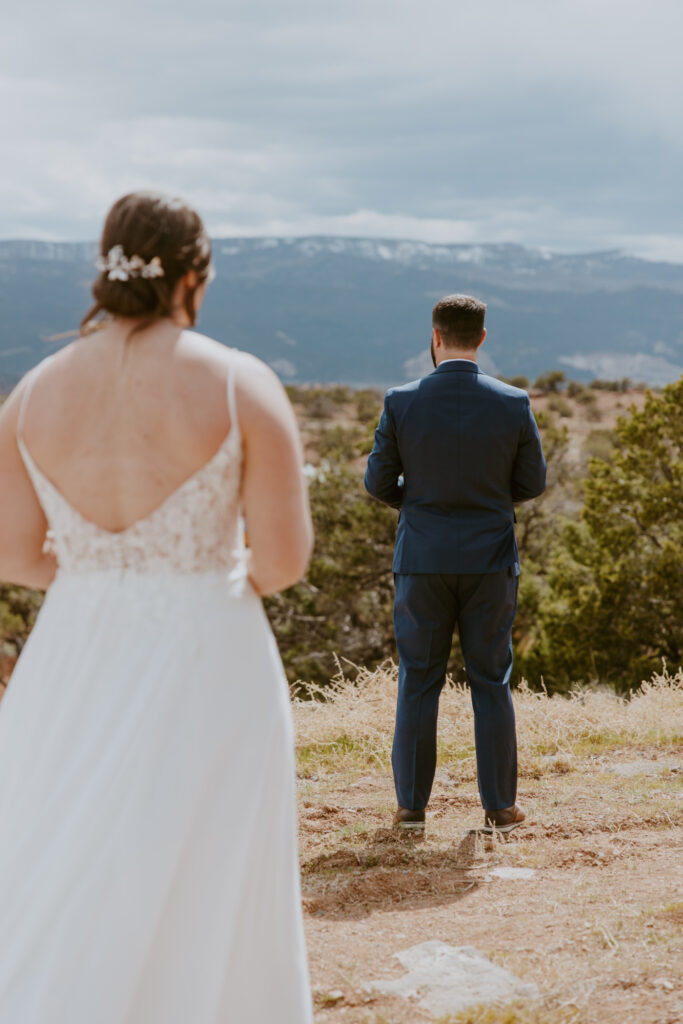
[392,806,426,830]
[482,804,526,833]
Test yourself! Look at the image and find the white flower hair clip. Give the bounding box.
[96,245,165,282]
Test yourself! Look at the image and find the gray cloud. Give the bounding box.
[2,0,683,257]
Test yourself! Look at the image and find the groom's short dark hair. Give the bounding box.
[432,294,486,349]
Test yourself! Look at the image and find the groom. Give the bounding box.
[364,294,546,833]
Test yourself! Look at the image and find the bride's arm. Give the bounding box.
[237,360,314,595]
[234,355,313,596]
[0,380,58,591]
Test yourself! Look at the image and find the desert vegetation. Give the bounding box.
[271,374,681,693]
[1,374,681,695]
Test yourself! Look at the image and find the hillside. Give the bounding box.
[0,378,668,694]
[1,238,683,389]
[259,379,668,692]
[288,381,649,471]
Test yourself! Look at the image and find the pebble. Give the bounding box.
[608,760,678,777]
[488,866,537,880]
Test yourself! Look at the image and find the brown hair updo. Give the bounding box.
[81,191,212,335]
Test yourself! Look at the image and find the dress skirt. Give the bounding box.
[0,568,312,1023]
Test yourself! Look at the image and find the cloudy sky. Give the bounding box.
[2,0,682,258]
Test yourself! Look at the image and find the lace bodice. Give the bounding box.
[16,359,247,577]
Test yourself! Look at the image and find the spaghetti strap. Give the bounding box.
[226,359,240,442]
[16,358,49,449]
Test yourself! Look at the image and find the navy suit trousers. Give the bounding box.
[392,567,519,812]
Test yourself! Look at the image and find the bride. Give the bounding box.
[0,192,314,1022]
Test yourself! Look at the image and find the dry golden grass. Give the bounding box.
[293,663,683,779]
[295,667,683,1024]
[435,1005,583,1024]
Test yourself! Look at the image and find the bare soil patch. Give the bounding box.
[295,668,683,1023]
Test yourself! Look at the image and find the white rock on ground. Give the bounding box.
[608,760,678,777]
[488,866,537,880]
[365,940,539,1016]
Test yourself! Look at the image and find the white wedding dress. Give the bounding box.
[0,358,313,1023]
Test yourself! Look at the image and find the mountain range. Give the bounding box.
[1,236,682,392]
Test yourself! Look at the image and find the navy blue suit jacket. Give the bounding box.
[364,360,547,574]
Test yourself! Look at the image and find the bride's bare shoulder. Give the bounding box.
[232,351,289,407]
[183,332,272,374]
[197,342,294,435]
[178,333,278,393]
[177,332,290,428]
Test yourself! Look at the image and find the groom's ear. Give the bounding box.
[477,327,487,349]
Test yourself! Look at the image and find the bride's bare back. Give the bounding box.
[0,323,313,594]
[21,325,239,534]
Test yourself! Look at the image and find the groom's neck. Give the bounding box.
[436,350,478,366]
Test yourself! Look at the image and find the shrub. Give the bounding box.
[590,378,632,393]
[534,370,566,393]
[547,395,572,418]
[317,424,365,461]
[566,379,588,398]
[0,585,43,667]
[264,456,398,685]
[582,428,617,463]
[502,375,529,390]
[354,389,382,424]
[531,378,683,691]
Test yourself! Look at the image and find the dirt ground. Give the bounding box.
[529,388,648,465]
[294,673,683,1024]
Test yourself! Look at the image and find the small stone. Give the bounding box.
[350,775,376,787]
[488,866,537,881]
[653,977,674,991]
[609,760,677,778]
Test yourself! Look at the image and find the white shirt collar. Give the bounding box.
[438,358,478,366]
